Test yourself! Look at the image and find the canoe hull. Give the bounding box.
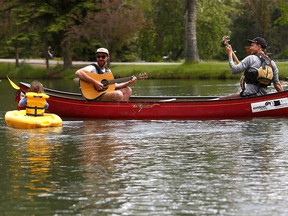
[5,110,62,129]
[46,96,288,119]
[16,82,288,120]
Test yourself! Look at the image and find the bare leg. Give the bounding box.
[98,90,124,101]
[97,87,132,101]
[119,87,132,101]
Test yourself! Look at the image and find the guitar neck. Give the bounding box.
[108,76,132,85]
[232,52,240,64]
[222,36,240,64]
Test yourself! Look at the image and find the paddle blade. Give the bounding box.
[7,76,20,90]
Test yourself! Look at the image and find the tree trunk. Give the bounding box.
[62,41,72,69]
[185,0,200,63]
[45,57,50,69]
[45,49,50,69]
[15,46,19,67]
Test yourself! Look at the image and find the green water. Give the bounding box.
[1,79,288,215]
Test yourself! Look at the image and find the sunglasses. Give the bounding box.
[96,55,107,59]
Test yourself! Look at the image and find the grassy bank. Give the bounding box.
[1,61,288,80]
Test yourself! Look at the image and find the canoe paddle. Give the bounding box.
[7,76,20,90]
[222,35,245,90]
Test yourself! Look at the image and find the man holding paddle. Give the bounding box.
[75,48,137,101]
[223,37,283,99]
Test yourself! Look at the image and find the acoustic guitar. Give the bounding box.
[79,72,148,100]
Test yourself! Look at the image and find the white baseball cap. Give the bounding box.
[96,48,109,55]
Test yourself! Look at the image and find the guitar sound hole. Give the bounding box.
[101,79,109,91]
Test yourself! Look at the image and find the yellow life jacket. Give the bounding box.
[25,92,49,116]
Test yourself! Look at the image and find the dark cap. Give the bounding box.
[247,37,267,49]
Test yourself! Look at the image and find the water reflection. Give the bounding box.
[4,127,62,199]
[59,120,256,214]
[239,119,283,172]
[1,118,288,215]
[69,120,120,177]
[61,120,132,212]
[1,78,288,215]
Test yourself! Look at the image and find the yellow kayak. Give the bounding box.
[5,110,62,129]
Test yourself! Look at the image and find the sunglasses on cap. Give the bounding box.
[96,55,107,59]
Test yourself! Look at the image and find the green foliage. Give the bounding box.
[230,0,288,59]
[111,61,288,80]
[0,63,47,79]
[6,33,40,58]
[1,61,288,81]
[197,0,237,60]
[110,62,237,80]
[138,0,184,61]
[1,0,288,67]
[275,0,288,25]
[138,0,237,61]
[275,50,288,59]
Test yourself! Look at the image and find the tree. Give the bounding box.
[1,0,97,69]
[270,0,288,58]
[244,0,277,37]
[276,0,288,25]
[230,0,286,59]
[138,0,234,61]
[185,0,200,63]
[0,1,41,67]
[66,0,145,61]
[197,0,236,60]
[138,0,185,61]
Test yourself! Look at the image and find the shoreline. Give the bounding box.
[1,59,287,81]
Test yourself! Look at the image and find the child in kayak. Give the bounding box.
[18,81,49,116]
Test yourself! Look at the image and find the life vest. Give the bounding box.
[25,92,49,116]
[90,63,110,74]
[244,54,273,87]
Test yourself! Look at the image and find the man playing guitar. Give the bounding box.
[75,48,137,101]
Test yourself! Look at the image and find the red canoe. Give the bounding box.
[16,82,288,120]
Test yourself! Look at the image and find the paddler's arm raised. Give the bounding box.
[226,44,250,74]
